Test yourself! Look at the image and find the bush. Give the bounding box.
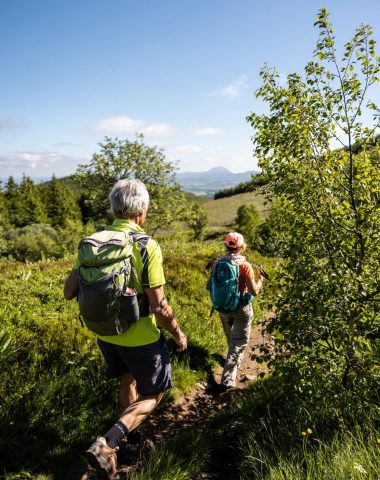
[2,224,64,261]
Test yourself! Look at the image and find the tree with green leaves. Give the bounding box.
[76,135,190,234]
[248,9,380,406]
[187,203,208,240]
[235,204,260,248]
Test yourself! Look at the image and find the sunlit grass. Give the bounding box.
[203,190,270,226]
[240,427,380,480]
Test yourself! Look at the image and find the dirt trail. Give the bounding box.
[145,324,272,440]
[81,323,273,479]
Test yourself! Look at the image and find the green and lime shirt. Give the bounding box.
[73,219,165,347]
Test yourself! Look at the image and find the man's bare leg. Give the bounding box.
[119,392,163,432]
[119,372,138,410]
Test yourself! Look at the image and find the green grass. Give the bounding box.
[1,232,376,479]
[240,427,380,480]
[125,375,380,480]
[203,190,270,227]
[0,239,273,478]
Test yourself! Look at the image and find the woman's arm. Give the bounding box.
[246,270,264,296]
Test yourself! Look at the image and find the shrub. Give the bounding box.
[2,224,63,261]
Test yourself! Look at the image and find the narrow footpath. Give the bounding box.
[81,324,273,480]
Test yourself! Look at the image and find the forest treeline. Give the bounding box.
[0,174,84,261]
[213,172,268,199]
[0,137,278,262]
[0,136,213,262]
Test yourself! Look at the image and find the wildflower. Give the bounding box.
[377,438,380,445]
[353,463,367,474]
[307,428,313,435]
[301,431,307,436]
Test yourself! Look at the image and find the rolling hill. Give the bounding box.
[176,167,258,197]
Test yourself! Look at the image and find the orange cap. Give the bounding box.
[225,232,244,249]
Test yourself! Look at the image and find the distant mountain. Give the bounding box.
[176,167,257,197]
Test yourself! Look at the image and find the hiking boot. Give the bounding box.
[84,436,118,478]
[206,382,233,396]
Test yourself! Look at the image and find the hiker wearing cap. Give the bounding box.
[206,232,264,394]
[63,179,187,478]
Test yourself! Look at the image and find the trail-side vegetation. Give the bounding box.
[0,240,274,479]
[247,6,380,408]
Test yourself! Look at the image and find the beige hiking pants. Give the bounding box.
[219,303,253,388]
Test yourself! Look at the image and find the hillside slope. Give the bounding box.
[203,191,270,227]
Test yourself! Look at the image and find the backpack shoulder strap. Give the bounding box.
[127,229,150,284]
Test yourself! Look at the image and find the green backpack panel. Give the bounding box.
[77,229,148,336]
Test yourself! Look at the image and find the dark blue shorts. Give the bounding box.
[97,335,172,396]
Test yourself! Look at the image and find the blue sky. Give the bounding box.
[1,0,379,179]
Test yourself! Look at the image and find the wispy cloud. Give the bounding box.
[212,75,248,99]
[142,123,174,137]
[0,116,24,129]
[0,150,81,170]
[51,141,81,147]
[93,116,143,134]
[93,116,175,137]
[194,127,223,136]
[172,145,203,153]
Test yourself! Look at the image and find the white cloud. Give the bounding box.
[212,75,248,99]
[93,116,175,137]
[0,150,80,170]
[142,123,175,137]
[172,145,203,153]
[93,116,143,134]
[194,127,223,136]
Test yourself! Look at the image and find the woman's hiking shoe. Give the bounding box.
[206,382,233,396]
[84,436,118,478]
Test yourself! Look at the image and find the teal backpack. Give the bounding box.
[210,258,241,312]
[77,229,149,336]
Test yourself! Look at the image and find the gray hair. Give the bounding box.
[109,179,150,218]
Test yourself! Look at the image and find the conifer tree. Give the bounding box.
[44,175,81,228]
[4,176,22,227]
[17,175,47,227]
[0,183,10,229]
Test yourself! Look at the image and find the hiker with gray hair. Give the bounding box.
[206,232,264,394]
[64,178,187,478]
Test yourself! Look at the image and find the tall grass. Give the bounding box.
[241,427,380,480]
[128,376,379,480]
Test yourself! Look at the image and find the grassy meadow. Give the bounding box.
[202,190,270,227]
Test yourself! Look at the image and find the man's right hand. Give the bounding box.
[145,286,188,352]
[172,329,187,352]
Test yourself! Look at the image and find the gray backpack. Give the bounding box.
[77,229,149,336]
